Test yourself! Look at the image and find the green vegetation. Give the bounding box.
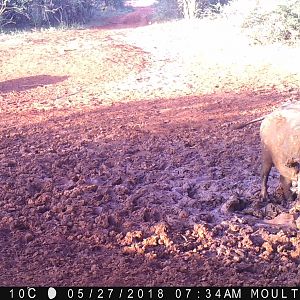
[0,0,125,30]
[155,0,300,45]
[154,0,228,20]
[241,0,300,44]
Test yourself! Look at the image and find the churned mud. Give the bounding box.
[0,1,300,286]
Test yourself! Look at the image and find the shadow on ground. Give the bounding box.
[0,89,299,286]
[0,75,69,93]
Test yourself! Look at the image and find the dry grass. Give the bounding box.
[118,16,300,98]
[0,2,299,113]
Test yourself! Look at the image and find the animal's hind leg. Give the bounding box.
[280,175,294,201]
[260,148,273,200]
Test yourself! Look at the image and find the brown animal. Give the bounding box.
[260,102,300,201]
[233,102,300,201]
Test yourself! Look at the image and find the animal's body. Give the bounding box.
[260,102,300,200]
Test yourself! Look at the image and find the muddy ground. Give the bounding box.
[0,2,300,286]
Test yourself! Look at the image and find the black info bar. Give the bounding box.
[3,287,299,300]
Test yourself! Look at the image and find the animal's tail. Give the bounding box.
[232,116,265,130]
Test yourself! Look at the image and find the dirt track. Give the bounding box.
[1,3,300,286]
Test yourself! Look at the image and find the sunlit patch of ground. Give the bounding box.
[119,17,300,97]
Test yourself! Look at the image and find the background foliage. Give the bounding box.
[155,0,228,20]
[0,0,124,29]
[1,0,300,46]
[155,0,300,45]
[241,0,300,44]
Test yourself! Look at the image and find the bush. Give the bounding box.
[154,0,180,20]
[0,0,125,30]
[244,0,300,44]
[155,0,229,20]
[28,0,95,27]
[0,0,30,28]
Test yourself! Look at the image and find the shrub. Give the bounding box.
[155,0,229,20]
[0,0,30,28]
[222,0,300,45]
[154,0,180,20]
[0,0,125,30]
[28,0,95,27]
